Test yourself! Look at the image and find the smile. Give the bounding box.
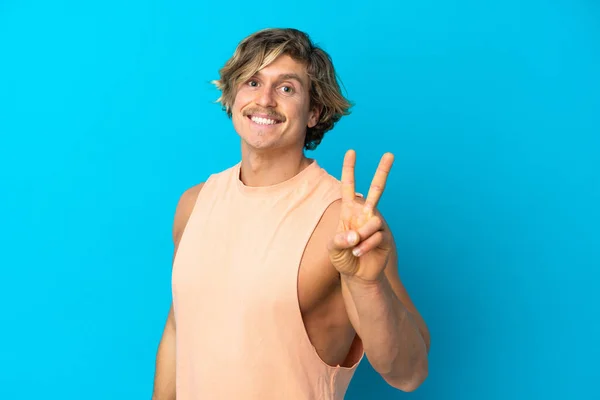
[248,115,283,126]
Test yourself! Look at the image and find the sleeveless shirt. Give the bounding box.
[171,159,363,399]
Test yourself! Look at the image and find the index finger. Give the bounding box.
[365,152,394,210]
[341,149,356,205]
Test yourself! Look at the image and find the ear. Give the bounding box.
[307,105,323,128]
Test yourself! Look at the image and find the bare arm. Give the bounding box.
[152,305,176,400]
[152,183,204,400]
[324,197,430,391]
[340,216,430,347]
[341,229,430,391]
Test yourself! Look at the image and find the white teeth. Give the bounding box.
[251,116,278,125]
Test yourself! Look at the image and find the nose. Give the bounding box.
[255,85,277,108]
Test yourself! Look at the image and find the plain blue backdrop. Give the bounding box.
[1,0,598,399]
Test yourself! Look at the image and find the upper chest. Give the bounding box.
[172,193,342,314]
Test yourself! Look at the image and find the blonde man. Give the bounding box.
[152,28,430,400]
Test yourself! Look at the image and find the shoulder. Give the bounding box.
[172,182,205,244]
[316,164,366,200]
[169,163,238,243]
[317,192,366,228]
[314,165,343,235]
[316,198,342,238]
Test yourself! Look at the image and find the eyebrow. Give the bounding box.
[255,72,306,89]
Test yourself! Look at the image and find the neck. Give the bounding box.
[239,143,312,187]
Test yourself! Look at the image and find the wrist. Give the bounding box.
[341,272,389,299]
[341,270,386,286]
[342,273,410,320]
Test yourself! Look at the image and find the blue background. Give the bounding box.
[1,0,598,399]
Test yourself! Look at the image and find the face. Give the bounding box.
[231,54,319,152]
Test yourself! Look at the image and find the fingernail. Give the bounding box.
[352,247,362,257]
[347,231,358,244]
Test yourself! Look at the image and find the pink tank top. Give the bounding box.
[172,159,363,399]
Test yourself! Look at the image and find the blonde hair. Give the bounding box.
[212,28,352,150]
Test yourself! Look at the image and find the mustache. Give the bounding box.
[242,108,285,121]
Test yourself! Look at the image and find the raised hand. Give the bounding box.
[327,149,395,282]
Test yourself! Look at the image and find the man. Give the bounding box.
[152,28,430,399]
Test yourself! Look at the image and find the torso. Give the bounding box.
[175,183,360,368]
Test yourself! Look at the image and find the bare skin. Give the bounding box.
[152,54,430,399]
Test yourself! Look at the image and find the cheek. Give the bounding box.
[232,86,253,108]
[283,99,307,119]
[231,93,244,112]
[232,93,250,121]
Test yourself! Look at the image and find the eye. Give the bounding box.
[280,85,294,94]
[247,80,258,87]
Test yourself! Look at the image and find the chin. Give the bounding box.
[237,126,283,151]
[242,135,279,151]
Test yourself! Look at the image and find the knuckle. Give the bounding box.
[373,216,383,227]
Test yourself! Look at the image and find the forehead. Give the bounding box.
[255,54,309,84]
